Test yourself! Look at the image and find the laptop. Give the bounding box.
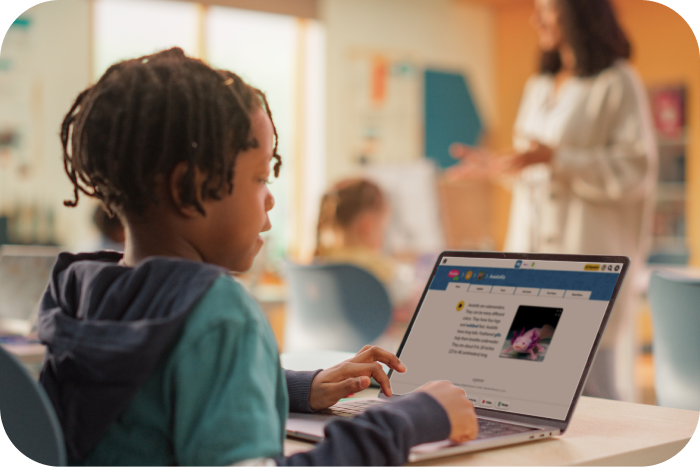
[286,251,629,462]
[0,245,60,336]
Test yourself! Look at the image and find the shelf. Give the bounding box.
[652,236,687,249]
[657,136,687,147]
[655,183,685,202]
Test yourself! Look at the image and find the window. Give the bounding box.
[93,0,325,262]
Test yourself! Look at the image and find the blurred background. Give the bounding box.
[0,0,698,407]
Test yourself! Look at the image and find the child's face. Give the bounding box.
[201,107,275,272]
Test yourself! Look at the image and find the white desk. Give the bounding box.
[285,389,699,466]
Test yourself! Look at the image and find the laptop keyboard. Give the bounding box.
[321,399,538,439]
[320,399,385,417]
[476,418,537,439]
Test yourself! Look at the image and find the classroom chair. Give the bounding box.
[283,262,392,353]
[647,270,700,411]
[0,346,66,465]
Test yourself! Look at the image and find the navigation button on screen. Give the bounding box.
[447,283,470,292]
[479,398,494,408]
[564,290,592,300]
[514,287,540,296]
[540,288,565,298]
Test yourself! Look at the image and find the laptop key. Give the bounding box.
[475,419,538,439]
[321,399,385,417]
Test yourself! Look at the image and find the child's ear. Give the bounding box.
[168,162,207,218]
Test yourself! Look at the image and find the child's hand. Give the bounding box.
[308,345,407,411]
[416,381,478,443]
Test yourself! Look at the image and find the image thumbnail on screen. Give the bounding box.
[500,305,563,362]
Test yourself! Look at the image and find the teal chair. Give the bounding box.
[284,263,393,352]
[0,346,66,465]
[647,271,700,410]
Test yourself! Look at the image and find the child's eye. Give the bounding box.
[258,178,271,185]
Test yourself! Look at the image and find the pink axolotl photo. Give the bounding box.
[502,324,554,360]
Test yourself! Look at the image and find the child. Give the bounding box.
[315,178,415,320]
[36,48,476,465]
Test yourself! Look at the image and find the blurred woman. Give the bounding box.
[450,0,657,401]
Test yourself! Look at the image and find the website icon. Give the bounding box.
[515,260,522,269]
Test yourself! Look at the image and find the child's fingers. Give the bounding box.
[330,361,393,397]
[351,346,406,373]
[330,376,371,399]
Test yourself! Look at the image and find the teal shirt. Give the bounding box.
[78,275,289,466]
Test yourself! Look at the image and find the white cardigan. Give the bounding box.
[505,61,657,261]
[504,62,657,359]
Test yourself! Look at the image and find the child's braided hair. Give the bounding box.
[61,47,281,216]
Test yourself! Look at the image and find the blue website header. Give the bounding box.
[429,265,620,301]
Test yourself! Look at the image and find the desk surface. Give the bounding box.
[284,390,699,466]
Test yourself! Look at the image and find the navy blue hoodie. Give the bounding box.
[37,252,451,465]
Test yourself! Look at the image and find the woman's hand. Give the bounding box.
[416,381,479,443]
[446,141,554,180]
[493,142,553,172]
[308,345,407,411]
[446,143,497,180]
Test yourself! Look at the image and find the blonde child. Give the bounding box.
[316,179,416,320]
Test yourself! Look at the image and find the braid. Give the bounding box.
[256,89,282,177]
[60,47,281,216]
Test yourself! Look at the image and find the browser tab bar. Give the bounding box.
[442,257,623,273]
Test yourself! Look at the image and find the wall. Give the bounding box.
[186,0,318,19]
[320,0,497,185]
[486,0,700,260]
[612,0,700,265]
[0,0,96,251]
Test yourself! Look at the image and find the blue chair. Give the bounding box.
[647,271,700,410]
[0,346,66,465]
[283,263,393,352]
[647,252,689,266]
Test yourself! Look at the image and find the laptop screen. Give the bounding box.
[391,254,625,421]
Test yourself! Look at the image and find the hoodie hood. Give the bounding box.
[37,251,226,462]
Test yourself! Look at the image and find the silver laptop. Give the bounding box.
[286,251,629,462]
[0,245,60,335]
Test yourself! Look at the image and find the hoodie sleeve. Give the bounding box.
[285,370,322,413]
[277,392,451,466]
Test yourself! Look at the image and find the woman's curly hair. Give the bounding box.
[539,0,631,77]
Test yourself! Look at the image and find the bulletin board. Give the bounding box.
[347,49,422,166]
[0,17,36,179]
[423,69,483,169]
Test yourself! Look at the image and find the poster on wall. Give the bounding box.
[348,49,422,166]
[0,17,34,176]
[424,69,483,170]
